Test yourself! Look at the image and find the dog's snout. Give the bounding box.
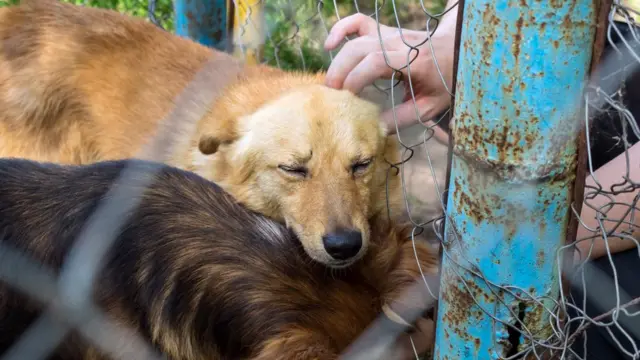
[322,229,363,261]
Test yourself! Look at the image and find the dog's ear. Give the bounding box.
[226,119,261,184]
[382,133,401,164]
[196,117,240,156]
[198,136,222,155]
[196,114,260,185]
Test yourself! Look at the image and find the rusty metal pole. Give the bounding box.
[174,0,232,51]
[231,0,264,64]
[433,1,599,358]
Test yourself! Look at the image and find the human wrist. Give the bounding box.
[441,0,460,29]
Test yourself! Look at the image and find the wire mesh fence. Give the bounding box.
[562,3,640,358]
[0,0,638,359]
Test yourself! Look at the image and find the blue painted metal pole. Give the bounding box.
[174,0,231,51]
[434,1,598,358]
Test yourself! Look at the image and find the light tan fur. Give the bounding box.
[0,0,404,267]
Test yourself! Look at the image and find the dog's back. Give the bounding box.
[0,0,320,163]
[0,0,215,120]
[0,159,433,359]
[0,0,248,163]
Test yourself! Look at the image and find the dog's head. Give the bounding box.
[192,84,401,268]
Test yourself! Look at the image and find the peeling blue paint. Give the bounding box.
[174,0,230,51]
[434,1,598,358]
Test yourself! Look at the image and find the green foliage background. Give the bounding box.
[0,0,447,71]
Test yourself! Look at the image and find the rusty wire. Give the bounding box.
[0,0,638,359]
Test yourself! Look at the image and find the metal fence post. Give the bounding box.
[232,0,264,64]
[173,0,232,51]
[434,1,598,358]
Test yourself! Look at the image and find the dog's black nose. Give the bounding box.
[322,230,363,261]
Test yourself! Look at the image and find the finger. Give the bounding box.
[431,122,452,146]
[324,13,379,50]
[381,97,434,133]
[324,36,383,89]
[342,49,417,95]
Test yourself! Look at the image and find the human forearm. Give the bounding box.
[442,0,460,26]
[575,141,640,261]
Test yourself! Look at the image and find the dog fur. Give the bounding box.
[0,0,404,268]
[0,158,438,360]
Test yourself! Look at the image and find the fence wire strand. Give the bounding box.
[0,0,638,359]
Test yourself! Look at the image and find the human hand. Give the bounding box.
[323,12,457,135]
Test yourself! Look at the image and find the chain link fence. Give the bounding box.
[563,2,640,358]
[0,0,638,359]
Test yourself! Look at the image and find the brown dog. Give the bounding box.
[0,0,403,269]
[0,158,438,360]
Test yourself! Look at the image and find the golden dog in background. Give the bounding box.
[0,0,404,268]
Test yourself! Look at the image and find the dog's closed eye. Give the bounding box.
[351,158,373,176]
[278,164,308,179]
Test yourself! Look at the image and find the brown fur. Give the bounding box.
[0,158,438,360]
[0,0,403,268]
